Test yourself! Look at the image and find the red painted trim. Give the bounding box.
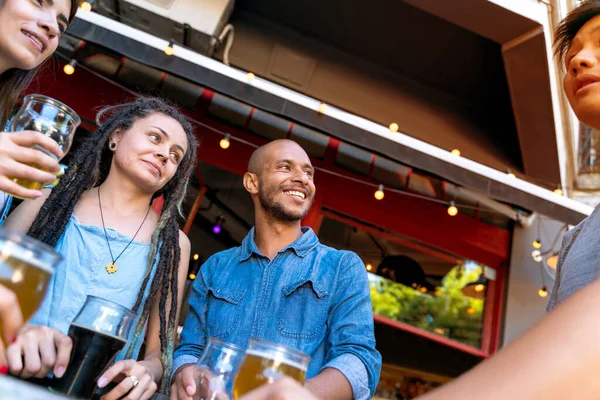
[374,314,489,358]
[244,107,255,130]
[286,122,295,139]
[157,72,168,91]
[183,186,207,235]
[195,88,215,115]
[368,154,377,178]
[114,57,126,78]
[324,137,340,166]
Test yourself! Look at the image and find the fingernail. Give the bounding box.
[97,376,107,388]
[55,367,65,378]
[0,365,8,375]
[186,385,194,396]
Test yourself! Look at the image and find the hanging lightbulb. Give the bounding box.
[164,41,175,56]
[79,0,92,11]
[246,72,256,82]
[451,149,461,157]
[474,284,485,292]
[374,184,384,200]
[318,103,328,114]
[389,123,399,132]
[193,254,199,261]
[189,273,196,280]
[538,286,548,298]
[366,263,373,271]
[213,216,224,235]
[220,134,231,149]
[506,169,516,178]
[554,187,563,196]
[467,307,476,314]
[447,201,458,216]
[532,250,543,263]
[212,224,222,235]
[63,59,76,75]
[533,239,542,249]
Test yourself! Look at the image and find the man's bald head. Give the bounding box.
[247,139,308,175]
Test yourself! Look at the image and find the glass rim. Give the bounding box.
[84,295,136,318]
[206,337,245,353]
[247,338,310,363]
[23,94,81,125]
[0,228,62,272]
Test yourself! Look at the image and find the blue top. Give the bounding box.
[30,214,158,360]
[174,227,381,399]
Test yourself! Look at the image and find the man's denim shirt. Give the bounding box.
[173,227,381,399]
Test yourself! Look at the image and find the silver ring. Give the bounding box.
[129,375,140,387]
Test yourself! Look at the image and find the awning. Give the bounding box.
[67,10,594,226]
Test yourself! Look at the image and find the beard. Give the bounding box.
[258,184,313,222]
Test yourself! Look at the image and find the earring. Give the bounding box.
[109,142,116,150]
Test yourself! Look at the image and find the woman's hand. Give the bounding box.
[0,130,63,199]
[6,324,72,379]
[97,359,158,400]
[239,377,319,400]
[0,285,24,369]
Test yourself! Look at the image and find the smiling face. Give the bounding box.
[563,14,600,130]
[0,0,71,73]
[248,140,316,222]
[109,112,189,194]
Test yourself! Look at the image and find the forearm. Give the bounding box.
[305,368,353,400]
[418,278,600,400]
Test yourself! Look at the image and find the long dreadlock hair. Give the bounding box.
[27,96,198,391]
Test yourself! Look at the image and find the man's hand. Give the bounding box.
[170,364,196,400]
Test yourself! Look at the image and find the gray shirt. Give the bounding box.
[547,205,599,312]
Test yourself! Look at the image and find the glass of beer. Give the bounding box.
[193,338,245,400]
[0,229,61,331]
[9,94,80,197]
[232,339,310,398]
[51,296,135,399]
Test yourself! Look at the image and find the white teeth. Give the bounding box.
[24,32,43,50]
[284,190,306,199]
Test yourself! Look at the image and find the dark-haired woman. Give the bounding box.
[0,0,79,209]
[4,97,198,400]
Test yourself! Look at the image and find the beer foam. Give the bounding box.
[245,349,308,371]
[0,241,55,274]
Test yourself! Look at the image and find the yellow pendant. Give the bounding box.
[105,262,117,274]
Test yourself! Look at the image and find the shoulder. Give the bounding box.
[314,244,364,271]
[178,229,191,251]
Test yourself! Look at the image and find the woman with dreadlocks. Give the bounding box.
[3,96,197,400]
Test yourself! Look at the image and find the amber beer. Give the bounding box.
[0,229,60,331]
[8,94,80,198]
[233,339,310,398]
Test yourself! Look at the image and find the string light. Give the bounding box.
[212,224,222,234]
[451,149,461,157]
[246,72,256,82]
[189,273,196,280]
[447,201,458,216]
[538,286,548,298]
[63,59,76,75]
[474,284,485,292]
[318,103,328,114]
[220,134,231,149]
[532,250,543,263]
[79,0,92,11]
[467,307,476,314]
[193,254,199,261]
[374,184,385,200]
[213,216,224,235]
[554,187,563,196]
[389,123,399,132]
[164,41,175,56]
[506,169,516,178]
[533,239,542,249]
[366,263,373,271]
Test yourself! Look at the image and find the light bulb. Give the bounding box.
[366,264,372,271]
[474,284,485,292]
[374,184,384,200]
[467,307,476,314]
[506,169,516,178]
[220,134,231,149]
[554,188,563,196]
[538,286,548,298]
[63,59,76,75]
[451,149,461,156]
[318,103,328,114]
[193,254,199,261]
[246,72,256,82]
[189,273,196,280]
[165,41,175,56]
[80,1,92,11]
[213,224,221,235]
[532,250,543,263]
[389,123,399,132]
[533,239,542,249]
[447,201,458,217]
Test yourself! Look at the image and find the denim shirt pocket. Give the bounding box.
[206,285,246,339]
[277,278,328,339]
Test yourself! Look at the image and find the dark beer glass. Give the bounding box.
[0,229,61,333]
[51,296,135,399]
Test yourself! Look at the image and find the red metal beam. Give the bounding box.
[183,186,207,235]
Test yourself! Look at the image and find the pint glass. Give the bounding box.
[51,296,135,399]
[9,94,80,197]
[0,229,61,331]
[232,339,310,398]
[193,338,245,400]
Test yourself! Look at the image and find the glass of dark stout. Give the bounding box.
[50,296,135,399]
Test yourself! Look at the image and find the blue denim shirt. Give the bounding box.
[173,227,381,399]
